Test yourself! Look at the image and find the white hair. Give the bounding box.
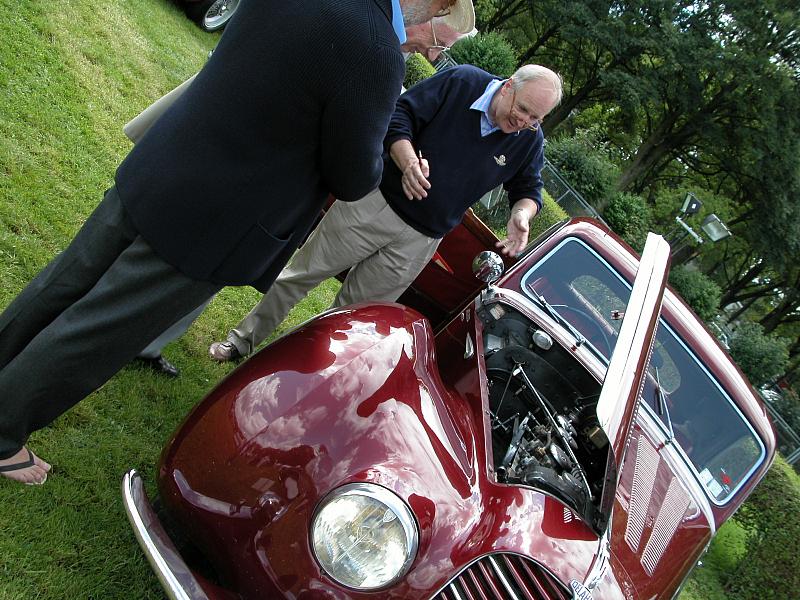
[510,65,563,106]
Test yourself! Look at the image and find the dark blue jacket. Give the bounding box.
[115,0,404,291]
[382,65,545,238]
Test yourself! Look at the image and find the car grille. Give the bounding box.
[431,553,571,600]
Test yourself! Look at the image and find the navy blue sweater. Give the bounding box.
[381,65,545,239]
[115,0,403,291]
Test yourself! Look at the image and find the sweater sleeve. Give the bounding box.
[320,45,405,202]
[384,67,462,150]
[504,130,545,210]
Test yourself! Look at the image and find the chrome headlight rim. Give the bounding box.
[310,482,419,590]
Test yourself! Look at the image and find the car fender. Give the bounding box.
[157,302,478,597]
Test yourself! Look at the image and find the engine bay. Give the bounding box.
[477,301,610,529]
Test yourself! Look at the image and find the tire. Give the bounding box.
[184,0,240,32]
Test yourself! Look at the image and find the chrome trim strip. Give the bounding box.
[447,582,465,600]
[487,555,521,600]
[640,477,690,575]
[121,469,207,600]
[583,522,611,592]
[624,435,660,552]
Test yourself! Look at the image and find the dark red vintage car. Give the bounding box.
[122,216,775,599]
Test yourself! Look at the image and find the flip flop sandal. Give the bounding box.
[0,449,47,485]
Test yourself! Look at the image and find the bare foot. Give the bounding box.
[0,447,52,485]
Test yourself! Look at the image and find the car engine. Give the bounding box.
[478,301,609,525]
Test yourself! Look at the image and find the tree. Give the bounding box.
[668,266,721,322]
[603,191,651,249]
[728,321,790,387]
[617,9,799,189]
[481,0,800,221]
[479,0,800,354]
[543,128,619,211]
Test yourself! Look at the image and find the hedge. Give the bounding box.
[447,31,518,78]
[668,266,722,322]
[471,190,568,241]
[403,52,436,89]
[723,454,800,599]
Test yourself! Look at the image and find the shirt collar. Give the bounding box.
[470,78,506,137]
[391,0,407,44]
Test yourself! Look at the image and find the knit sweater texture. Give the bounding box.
[115,0,404,291]
[381,65,545,239]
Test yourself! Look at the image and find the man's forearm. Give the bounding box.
[389,138,419,172]
[511,198,539,219]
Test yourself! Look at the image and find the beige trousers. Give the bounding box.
[227,188,439,355]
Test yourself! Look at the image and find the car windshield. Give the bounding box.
[519,238,765,504]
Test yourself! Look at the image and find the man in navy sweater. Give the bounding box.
[210,63,563,362]
[0,0,472,485]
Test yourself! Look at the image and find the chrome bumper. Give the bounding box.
[121,469,209,600]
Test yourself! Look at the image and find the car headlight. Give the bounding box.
[310,482,418,589]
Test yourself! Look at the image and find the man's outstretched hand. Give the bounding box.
[496,203,537,256]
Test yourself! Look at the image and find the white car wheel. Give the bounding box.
[185,0,240,32]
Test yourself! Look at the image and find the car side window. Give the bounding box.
[648,324,765,502]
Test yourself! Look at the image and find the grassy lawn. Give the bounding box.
[0,1,753,599]
[0,1,338,598]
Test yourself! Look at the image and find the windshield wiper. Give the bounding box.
[531,291,586,347]
[654,367,675,444]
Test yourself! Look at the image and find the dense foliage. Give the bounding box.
[725,456,800,599]
[543,129,619,212]
[448,31,518,77]
[602,191,650,250]
[728,322,790,387]
[403,52,436,89]
[668,266,722,322]
[770,388,800,434]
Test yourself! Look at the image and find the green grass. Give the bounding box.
[0,1,339,598]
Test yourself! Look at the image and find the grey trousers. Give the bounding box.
[0,188,221,457]
[138,296,213,359]
[227,188,439,355]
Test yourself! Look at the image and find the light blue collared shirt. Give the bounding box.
[391,0,407,44]
[470,78,507,137]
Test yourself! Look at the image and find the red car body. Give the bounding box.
[123,216,775,600]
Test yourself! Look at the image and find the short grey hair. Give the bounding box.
[510,65,563,106]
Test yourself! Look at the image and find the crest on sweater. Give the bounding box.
[494,154,507,166]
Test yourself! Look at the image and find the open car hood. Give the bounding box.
[597,233,670,494]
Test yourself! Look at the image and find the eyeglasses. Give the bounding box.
[509,86,541,132]
[426,20,451,60]
[433,0,456,18]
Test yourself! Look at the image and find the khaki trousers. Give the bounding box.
[227,188,439,355]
